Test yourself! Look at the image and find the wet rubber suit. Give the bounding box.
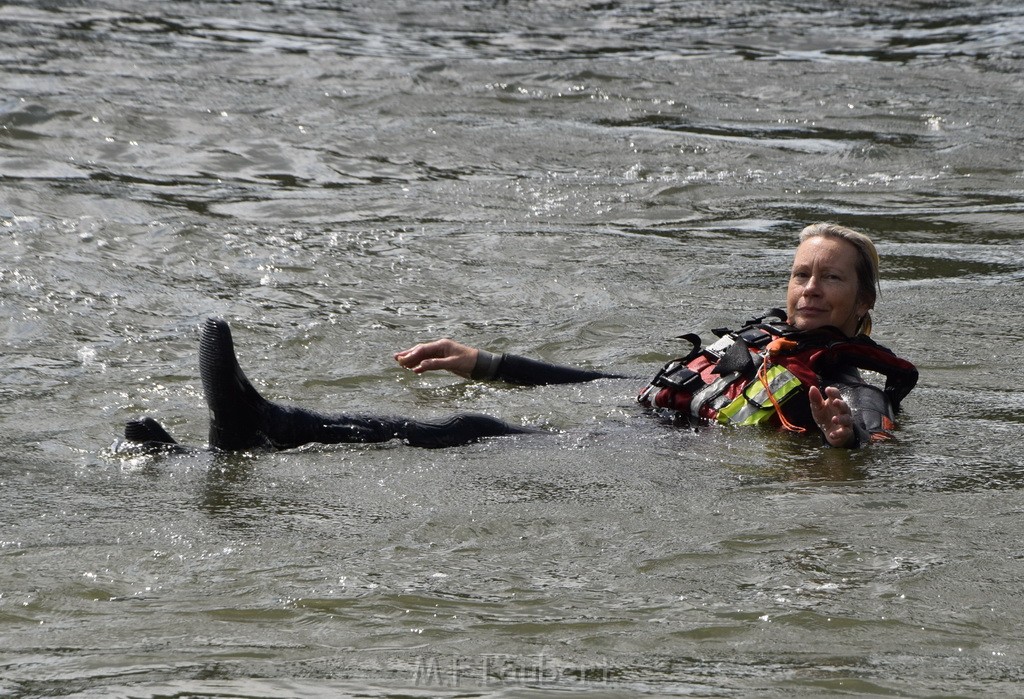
[123,318,900,452]
[125,318,626,453]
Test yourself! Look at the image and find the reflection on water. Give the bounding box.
[3,1,1024,697]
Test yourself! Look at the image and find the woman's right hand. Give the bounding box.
[808,385,856,448]
[394,339,479,379]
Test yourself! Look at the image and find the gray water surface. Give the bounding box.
[3,2,1024,697]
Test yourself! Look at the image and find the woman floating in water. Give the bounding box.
[123,223,917,452]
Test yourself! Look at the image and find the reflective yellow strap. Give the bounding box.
[717,365,803,427]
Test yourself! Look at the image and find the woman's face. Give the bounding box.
[786,235,871,336]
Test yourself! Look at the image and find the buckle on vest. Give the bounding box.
[652,362,703,391]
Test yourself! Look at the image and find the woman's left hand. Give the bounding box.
[809,385,855,448]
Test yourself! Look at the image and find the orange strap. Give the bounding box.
[759,339,807,434]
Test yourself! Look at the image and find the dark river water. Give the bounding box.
[3,1,1024,697]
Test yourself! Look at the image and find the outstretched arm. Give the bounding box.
[395,339,628,385]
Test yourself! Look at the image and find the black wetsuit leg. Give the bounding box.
[257,405,532,450]
[399,413,534,449]
[198,318,532,451]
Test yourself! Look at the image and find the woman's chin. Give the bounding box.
[792,317,828,332]
[792,318,857,336]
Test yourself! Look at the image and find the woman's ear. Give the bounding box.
[856,293,874,319]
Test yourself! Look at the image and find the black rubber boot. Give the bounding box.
[199,317,274,451]
[125,416,178,445]
[122,416,185,453]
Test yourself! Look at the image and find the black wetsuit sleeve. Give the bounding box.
[825,368,897,447]
[471,350,626,386]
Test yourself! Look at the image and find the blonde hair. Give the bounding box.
[798,222,880,336]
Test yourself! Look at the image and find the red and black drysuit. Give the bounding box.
[471,310,918,448]
[126,314,917,452]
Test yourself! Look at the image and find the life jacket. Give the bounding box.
[637,310,919,434]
